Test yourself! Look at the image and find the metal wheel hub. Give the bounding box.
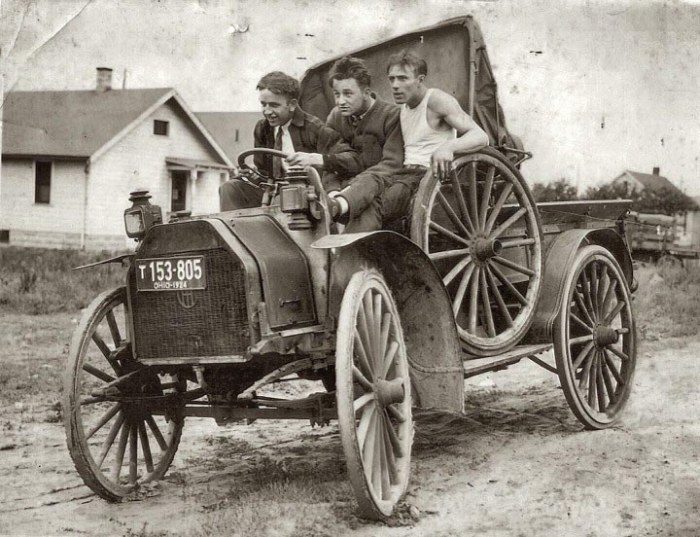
[593,325,619,348]
[374,378,405,407]
[471,236,503,262]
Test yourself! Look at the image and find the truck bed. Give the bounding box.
[537,199,631,225]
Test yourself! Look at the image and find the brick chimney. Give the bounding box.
[652,166,660,176]
[96,67,113,92]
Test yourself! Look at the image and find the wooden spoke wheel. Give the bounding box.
[63,287,184,501]
[553,245,637,429]
[336,269,413,520]
[411,147,543,356]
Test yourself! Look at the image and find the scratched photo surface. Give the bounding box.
[1,1,699,536]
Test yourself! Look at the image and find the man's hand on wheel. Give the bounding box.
[235,167,265,187]
[431,146,455,181]
[287,152,323,167]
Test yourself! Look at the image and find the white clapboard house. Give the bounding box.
[0,68,233,250]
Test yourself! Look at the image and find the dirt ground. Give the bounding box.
[0,315,698,536]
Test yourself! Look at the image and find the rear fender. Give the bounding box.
[526,228,634,343]
[313,231,464,412]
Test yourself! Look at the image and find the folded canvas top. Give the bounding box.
[299,15,524,158]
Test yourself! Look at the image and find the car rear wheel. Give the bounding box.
[411,147,543,356]
[553,245,637,429]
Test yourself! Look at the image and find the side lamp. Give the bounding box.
[124,189,162,240]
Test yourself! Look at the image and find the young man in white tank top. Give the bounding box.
[381,50,489,225]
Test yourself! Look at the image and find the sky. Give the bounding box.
[1,0,699,194]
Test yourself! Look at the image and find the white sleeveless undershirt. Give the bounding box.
[401,88,456,168]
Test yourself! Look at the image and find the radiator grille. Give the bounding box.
[130,248,250,359]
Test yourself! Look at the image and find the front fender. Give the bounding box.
[313,231,464,413]
[74,253,133,271]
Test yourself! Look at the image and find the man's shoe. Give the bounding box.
[327,197,341,219]
[327,197,349,225]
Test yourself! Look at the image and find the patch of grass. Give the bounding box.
[195,477,357,537]
[123,523,173,537]
[197,501,349,537]
[43,401,63,423]
[203,435,255,455]
[635,263,700,340]
[0,246,126,314]
[225,453,346,501]
[0,313,73,409]
[193,447,360,537]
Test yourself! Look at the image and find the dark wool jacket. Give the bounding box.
[253,106,360,179]
[325,98,404,217]
[326,99,404,179]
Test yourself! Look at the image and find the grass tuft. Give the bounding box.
[123,523,171,537]
[635,263,700,340]
[195,481,355,537]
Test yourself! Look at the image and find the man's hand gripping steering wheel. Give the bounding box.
[236,148,333,225]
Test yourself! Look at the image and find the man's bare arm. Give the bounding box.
[428,89,489,179]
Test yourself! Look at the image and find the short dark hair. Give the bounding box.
[328,56,371,88]
[386,50,427,77]
[256,71,300,101]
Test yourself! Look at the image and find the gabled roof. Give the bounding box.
[2,88,233,167]
[617,170,679,194]
[2,88,171,158]
[195,112,260,162]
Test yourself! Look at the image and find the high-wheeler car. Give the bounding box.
[64,16,637,520]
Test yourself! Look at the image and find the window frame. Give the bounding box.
[153,119,170,136]
[34,160,52,205]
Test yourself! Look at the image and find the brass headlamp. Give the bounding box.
[123,189,162,240]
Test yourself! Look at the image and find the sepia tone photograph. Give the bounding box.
[0,0,698,535]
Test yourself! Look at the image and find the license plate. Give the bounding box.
[135,256,206,291]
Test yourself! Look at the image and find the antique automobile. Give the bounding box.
[63,16,637,520]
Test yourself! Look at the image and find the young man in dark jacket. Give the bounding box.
[219,71,359,211]
[321,56,404,232]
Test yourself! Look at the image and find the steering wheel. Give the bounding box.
[237,148,289,183]
[235,148,331,224]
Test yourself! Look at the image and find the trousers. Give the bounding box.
[219,179,263,211]
[381,166,428,226]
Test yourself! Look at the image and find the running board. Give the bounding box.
[462,343,553,379]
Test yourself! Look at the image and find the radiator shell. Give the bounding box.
[128,220,258,360]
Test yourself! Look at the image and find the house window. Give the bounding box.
[154,120,169,136]
[0,230,9,243]
[171,171,188,212]
[35,161,52,204]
